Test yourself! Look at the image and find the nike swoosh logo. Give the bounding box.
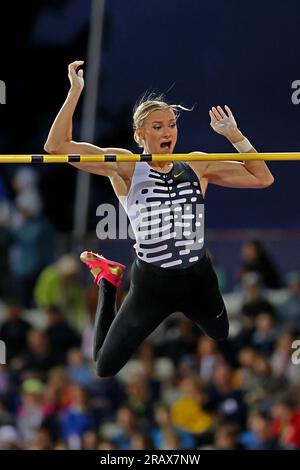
[173,170,185,178]
[216,307,225,319]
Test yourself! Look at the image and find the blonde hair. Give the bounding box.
[133,92,191,148]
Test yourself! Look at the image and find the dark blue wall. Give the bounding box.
[100,0,300,229]
[0,0,299,229]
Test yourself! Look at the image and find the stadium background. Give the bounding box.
[0,0,299,450]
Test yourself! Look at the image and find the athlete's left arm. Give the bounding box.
[190,105,274,189]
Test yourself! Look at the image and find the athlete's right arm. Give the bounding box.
[44,61,132,177]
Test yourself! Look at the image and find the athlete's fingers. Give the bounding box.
[212,106,223,120]
[209,110,217,123]
[217,106,226,118]
[224,105,233,117]
[68,61,84,73]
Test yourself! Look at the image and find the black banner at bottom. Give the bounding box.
[0,450,300,466]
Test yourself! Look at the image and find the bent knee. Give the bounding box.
[213,327,229,341]
[95,361,114,378]
[206,325,229,341]
[203,306,229,341]
[95,353,121,378]
[210,317,229,341]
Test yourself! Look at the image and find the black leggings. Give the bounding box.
[93,252,229,377]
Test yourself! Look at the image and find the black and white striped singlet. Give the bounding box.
[122,161,205,268]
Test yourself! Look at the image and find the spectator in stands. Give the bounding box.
[66,348,95,390]
[81,285,98,360]
[0,424,19,449]
[131,433,154,450]
[16,378,45,444]
[45,305,80,365]
[250,311,277,355]
[0,398,14,427]
[53,440,69,450]
[59,384,93,446]
[124,372,155,420]
[157,429,181,450]
[239,240,281,289]
[171,375,212,435]
[194,336,224,384]
[10,168,41,228]
[213,423,244,450]
[0,299,31,362]
[113,405,142,450]
[244,353,289,406]
[237,346,259,391]
[9,189,54,307]
[241,272,276,319]
[151,402,196,449]
[34,254,88,332]
[241,409,287,450]
[155,315,199,366]
[278,272,300,331]
[18,329,57,377]
[233,273,277,352]
[0,365,18,415]
[31,425,53,450]
[271,398,300,449]
[81,430,99,450]
[97,439,116,450]
[41,367,72,440]
[204,362,246,426]
[271,330,299,384]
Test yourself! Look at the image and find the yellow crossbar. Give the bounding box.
[0,153,299,163]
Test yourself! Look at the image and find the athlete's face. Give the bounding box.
[138,108,178,154]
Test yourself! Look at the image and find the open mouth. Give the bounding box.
[160,141,172,151]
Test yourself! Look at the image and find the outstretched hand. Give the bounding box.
[209,105,238,137]
[68,60,85,91]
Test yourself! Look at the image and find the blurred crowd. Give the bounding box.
[0,170,300,451]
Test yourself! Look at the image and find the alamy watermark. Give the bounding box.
[291,80,300,105]
[95,201,204,250]
[0,340,6,364]
[291,340,300,365]
[0,80,6,104]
